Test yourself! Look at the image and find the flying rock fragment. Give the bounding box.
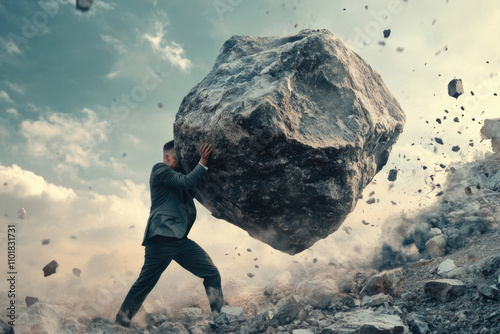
[73,268,82,277]
[383,29,391,38]
[451,146,460,152]
[247,273,255,278]
[17,208,26,219]
[76,0,93,11]
[388,169,398,182]
[43,260,59,277]
[448,79,464,99]
[25,296,39,308]
[42,239,50,245]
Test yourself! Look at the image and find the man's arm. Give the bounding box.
[156,143,213,189]
[155,164,206,189]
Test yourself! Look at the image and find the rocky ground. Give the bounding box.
[2,153,500,334]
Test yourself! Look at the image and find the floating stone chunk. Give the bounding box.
[76,0,93,11]
[25,296,39,308]
[43,260,59,277]
[174,29,405,254]
[17,208,26,219]
[451,145,460,152]
[448,78,464,99]
[435,137,444,145]
[388,169,398,181]
[72,268,82,277]
[42,239,50,245]
[383,29,391,38]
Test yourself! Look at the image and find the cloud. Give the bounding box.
[19,108,111,169]
[0,90,14,103]
[0,164,76,201]
[6,108,18,116]
[3,81,24,94]
[101,34,126,55]
[0,36,22,55]
[0,123,8,139]
[143,20,192,72]
[105,70,120,79]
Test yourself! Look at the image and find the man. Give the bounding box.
[115,141,223,327]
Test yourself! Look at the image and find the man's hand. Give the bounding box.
[199,143,213,167]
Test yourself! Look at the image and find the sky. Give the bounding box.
[1,0,500,320]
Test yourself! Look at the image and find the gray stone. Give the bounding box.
[214,305,245,325]
[406,312,429,334]
[293,329,314,334]
[361,293,393,307]
[478,284,500,300]
[15,303,65,334]
[158,321,189,334]
[360,268,404,297]
[388,169,398,181]
[26,296,39,308]
[43,260,58,277]
[437,259,457,276]
[72,268,81,277]
[321,309,408,333]
[270,295,301,326]
[240,310,274,334]
[174,29,406,254]
[480,118,500,152]
[76,0,93,11]
[426,235,446,258]
[424,279,466,301]
[448,78,464,99]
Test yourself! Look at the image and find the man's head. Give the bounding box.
[163,140,179,170]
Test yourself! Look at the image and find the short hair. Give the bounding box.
[163,140,174,154]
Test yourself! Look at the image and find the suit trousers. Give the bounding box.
[116,237,223,321]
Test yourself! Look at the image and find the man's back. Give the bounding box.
[142,162,207,245]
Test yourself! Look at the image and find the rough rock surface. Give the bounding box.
[174,29,405,254]
[15,302,65,334]
[322,309,409,333]
[424,279,466,301]
[481,118,500,152]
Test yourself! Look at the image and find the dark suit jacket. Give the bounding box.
[141,162,207,246]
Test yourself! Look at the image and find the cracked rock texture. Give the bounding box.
[174,29,405,254]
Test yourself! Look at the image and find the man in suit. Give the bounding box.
[115,141,223,327]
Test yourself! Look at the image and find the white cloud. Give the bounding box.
[143,20,192,72]
[20,108,111,169]
[105,70,120,79]
[0,36,22,55]
[0,164,76,201]
[3,81,25,94]
[0,90,14,103]
[101,34,126,55]
[6,108,18,116]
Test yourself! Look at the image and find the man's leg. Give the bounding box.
[116,242,176,324]
[174,239,224,315]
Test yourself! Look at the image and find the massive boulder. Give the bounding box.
[174,29,405,254]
